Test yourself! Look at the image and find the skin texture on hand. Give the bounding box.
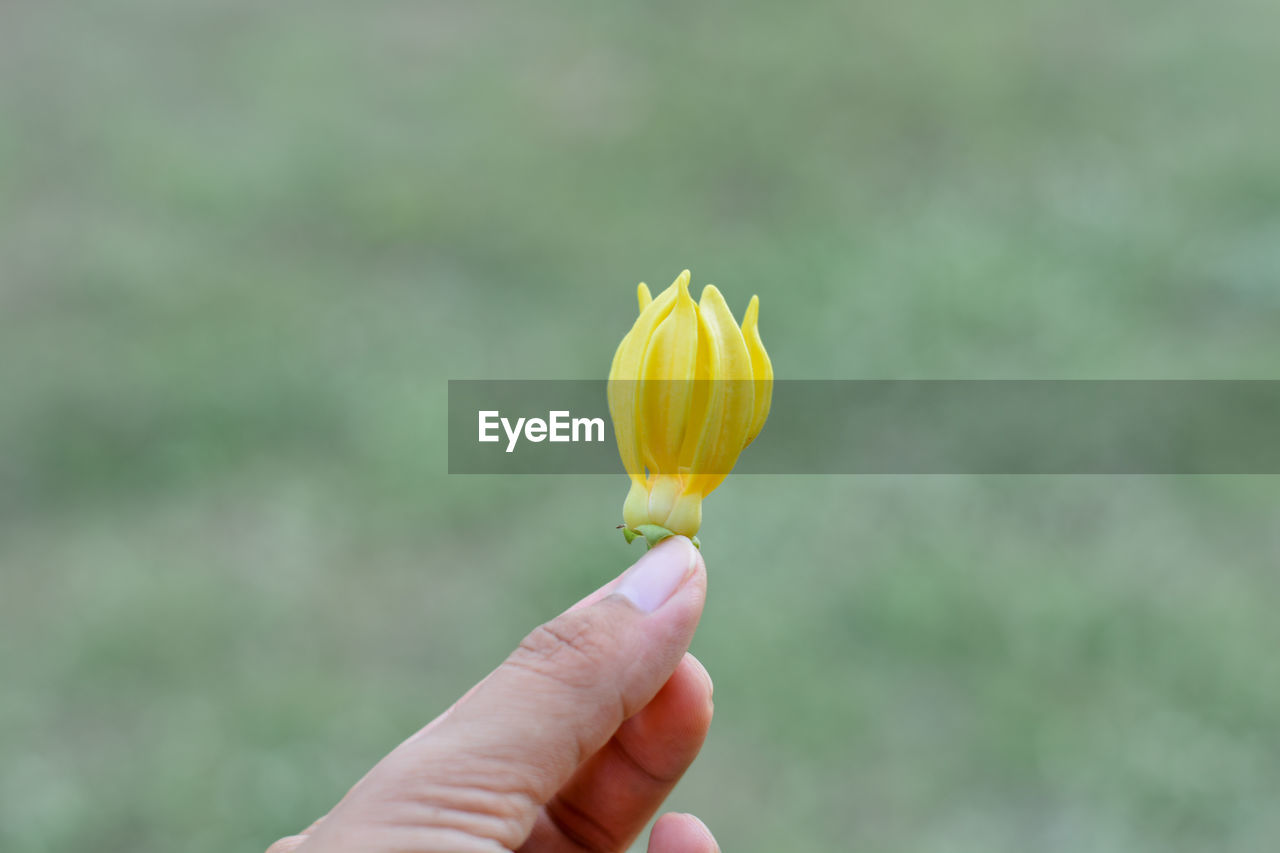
[266,536,719,853]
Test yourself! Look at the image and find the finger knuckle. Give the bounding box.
[511,610,612,690]
[396,780,534,851]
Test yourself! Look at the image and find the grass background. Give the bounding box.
[2,1,1279,851]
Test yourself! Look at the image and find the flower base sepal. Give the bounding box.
[618,524,700,550]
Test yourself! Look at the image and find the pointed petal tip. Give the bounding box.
[636,282,652,312]
[698,283,729,312]
[676,277,694,307]
[744,294,760,325]
[675,272,694,305]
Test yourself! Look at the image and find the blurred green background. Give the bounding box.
[3,1,1279,851]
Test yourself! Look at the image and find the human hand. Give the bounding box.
[268,535,718,853]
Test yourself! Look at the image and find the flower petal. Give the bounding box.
[608,275,682,483]
[678,302,722,469]
[741,294,773,445]
[688,284,754,497]
[637,273,698,474]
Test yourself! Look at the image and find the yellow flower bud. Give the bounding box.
[607,270,773,542]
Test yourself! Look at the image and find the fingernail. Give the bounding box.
[615,536,698,613]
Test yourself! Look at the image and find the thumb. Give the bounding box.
[306,535,707,851]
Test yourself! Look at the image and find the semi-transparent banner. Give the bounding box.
[448,380,1280,474]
